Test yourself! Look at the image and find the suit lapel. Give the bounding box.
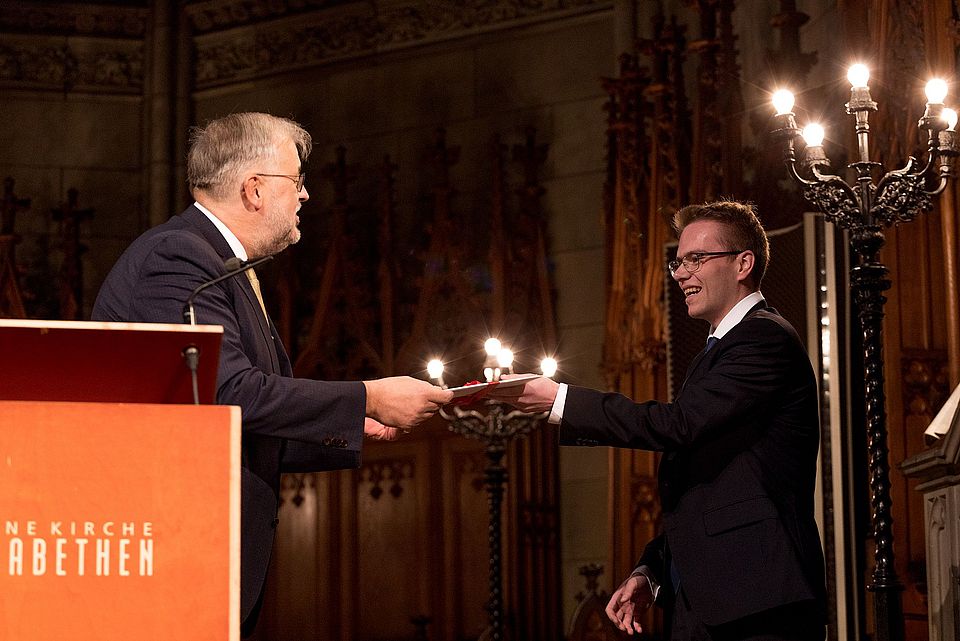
[181,206,282,373]
[679,301,771,393]
[680,341,715,393]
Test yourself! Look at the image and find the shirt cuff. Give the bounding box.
[630,565,661,601]
[548,383,568,424]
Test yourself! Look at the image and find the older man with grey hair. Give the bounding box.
[93,112,452,635]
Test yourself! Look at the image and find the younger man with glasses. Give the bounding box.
[92,112,452,635]
[491,200,826,641]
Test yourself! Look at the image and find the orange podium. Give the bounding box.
[0,320,240,641]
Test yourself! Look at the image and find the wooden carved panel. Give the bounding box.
[188,0,610,89]
[0,9,145,95]
[251,121,561,640]
[356,448,427,640]
[901,349,950,419]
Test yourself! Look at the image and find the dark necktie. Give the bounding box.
[704,335,719,353]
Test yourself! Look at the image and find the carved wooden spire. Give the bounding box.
[489,135,507,332]
[767,0,817,87]
[685,0,744,201]
[601,52,656,386]
[749,0,816,230]
[0,177,29,318]
[51,188,93,320]
[377,155,399,375]
[640,13,690,212]
[395,128,475,377]
[510,126,556,352]
[292,146,375,380]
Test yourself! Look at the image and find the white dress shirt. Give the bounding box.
[195,201,247,260]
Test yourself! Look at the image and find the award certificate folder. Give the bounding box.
[448,373,541,398]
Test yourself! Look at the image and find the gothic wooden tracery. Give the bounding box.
[255,124,562,641]
[0,178,29,319]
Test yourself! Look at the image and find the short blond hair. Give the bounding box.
[673,200,770,288]
[187,112,312,200]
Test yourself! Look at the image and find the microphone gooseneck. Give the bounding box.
[181,255,274,325]
[181,254,275,404]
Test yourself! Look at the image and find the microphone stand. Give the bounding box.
[181,255,274,404]
[183,344,201,406]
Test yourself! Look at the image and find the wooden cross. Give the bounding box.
[0,177,30,317]
[1,176,31,236]
[52,188,95,319]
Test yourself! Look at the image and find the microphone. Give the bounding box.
[182,255,274,325]
[180,254,273,405]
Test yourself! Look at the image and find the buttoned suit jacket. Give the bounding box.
[560,304,826,628]
[91,205,366,626]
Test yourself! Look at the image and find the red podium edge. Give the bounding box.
[0,319,223,405]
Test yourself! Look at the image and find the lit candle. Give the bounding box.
[540,357,558,378]
[847,63,869,89]
[844,64,876,117]
[483,337,502,381]
[802,123,825,147]
[926,78,948,105]
[770,89,800,141]
[427,358,446,388]
[496,348,513,377]
[771,89,795,116]
[943,108,958,131]
[801,123,829,168]
[919,78,949,129]
[939,107,959,158]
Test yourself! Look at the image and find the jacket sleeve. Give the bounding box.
[126,231,366,452]
[559,316,813,454]
[632,534,672,604]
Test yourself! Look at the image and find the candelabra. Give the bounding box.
[770,64,958,641]
[431,339,556,641]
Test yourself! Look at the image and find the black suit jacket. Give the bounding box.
[560,304,826,627]
[91,205,366,625]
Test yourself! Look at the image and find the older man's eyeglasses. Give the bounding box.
[668,250,744,275]
[256,172,306,191]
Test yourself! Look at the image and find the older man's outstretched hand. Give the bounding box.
[363,376,453,431]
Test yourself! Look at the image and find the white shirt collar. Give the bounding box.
[710,291,765,340]
[194,201,248,260]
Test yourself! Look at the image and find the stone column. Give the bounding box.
[144,0,175,227]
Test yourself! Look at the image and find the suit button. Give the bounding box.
[321,438,332,446]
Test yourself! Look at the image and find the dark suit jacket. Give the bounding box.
[91,205,366,626]
[560,304,826,627]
